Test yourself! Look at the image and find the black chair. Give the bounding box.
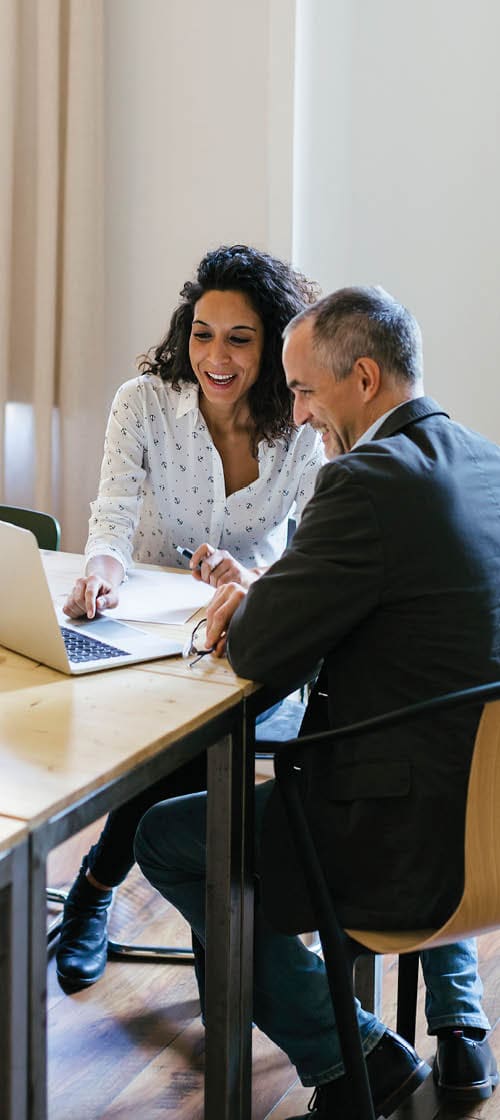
[258,681,500,1120]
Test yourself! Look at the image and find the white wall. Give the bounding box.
[104,1,500,440]
[293,0,500,442]
[103,0,296,402]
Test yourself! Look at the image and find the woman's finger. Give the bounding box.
[190,542,215,570]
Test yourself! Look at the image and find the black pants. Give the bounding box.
[87,752,208,886]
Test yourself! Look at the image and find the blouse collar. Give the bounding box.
[175,381,200,420]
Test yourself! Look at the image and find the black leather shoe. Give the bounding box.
[56,859,113,990]
[286,1028,430,1118]
[433,1030,498,1101]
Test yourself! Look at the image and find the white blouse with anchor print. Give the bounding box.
[85,375,325,574]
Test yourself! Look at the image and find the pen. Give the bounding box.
[174,544,194,561]
[173,543,203,569]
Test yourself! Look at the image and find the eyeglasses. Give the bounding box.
[183,618,216,667]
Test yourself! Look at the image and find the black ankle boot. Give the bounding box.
[56,858,113,990]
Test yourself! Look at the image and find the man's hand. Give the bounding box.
[206,581,248,656]
[190,543,259,590]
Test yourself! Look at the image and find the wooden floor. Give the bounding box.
[47,823,500,1120]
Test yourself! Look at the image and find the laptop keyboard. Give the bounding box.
[61,626,127,664]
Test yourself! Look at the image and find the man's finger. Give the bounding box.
[206,586,246,644]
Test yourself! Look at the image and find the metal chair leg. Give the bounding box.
[396,951,419,1045]
[107,939,194,961]
[46,888,67,945]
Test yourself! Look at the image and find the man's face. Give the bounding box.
[283,318,361,458]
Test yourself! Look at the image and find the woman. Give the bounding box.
[57,244,324,990]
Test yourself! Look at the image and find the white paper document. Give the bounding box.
[104,568,214,625]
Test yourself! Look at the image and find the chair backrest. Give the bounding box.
[347,698,500,954]
[0,504,61,551]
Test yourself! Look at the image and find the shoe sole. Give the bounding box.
[56,968,104,990]
[433,1062,499,1102]
[378,1058,431,1117]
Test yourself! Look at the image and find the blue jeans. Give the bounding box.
[134,781,489,1087]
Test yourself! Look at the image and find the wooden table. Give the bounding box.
[0,552,263,1120]
[0,815,29,1120]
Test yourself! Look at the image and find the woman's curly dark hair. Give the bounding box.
[139,244,320,447]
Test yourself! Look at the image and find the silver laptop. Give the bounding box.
[0,520,183,674]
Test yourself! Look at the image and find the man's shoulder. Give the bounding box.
[316,414,500,533]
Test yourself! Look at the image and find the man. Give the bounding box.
[136,287,499,1117]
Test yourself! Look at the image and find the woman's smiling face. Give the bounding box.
[189,289,264,408]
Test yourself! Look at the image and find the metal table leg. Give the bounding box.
[0,838,29,1120]
[205,708,254,1120]
[29,829,50,1119]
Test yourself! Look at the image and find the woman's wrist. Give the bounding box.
[85,554,125,587]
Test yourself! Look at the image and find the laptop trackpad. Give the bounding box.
[75,616,147,647]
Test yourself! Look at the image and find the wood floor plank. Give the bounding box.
[263,1080,310,1118]
[98,1019,206,1120]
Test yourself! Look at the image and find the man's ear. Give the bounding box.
[354,356,381,401]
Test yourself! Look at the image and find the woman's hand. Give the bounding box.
[63,556,124,620]
[205,581,248,656]
[190,543,260,590]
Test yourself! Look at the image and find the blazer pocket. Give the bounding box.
[326,759,411,801]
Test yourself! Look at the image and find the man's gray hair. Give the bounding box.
[284,286,423,384]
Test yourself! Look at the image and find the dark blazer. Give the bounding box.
[227,397,500,933]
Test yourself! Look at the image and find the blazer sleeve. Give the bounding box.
[227,460,384,692]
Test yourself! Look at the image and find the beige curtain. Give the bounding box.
[0,0,104,551]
